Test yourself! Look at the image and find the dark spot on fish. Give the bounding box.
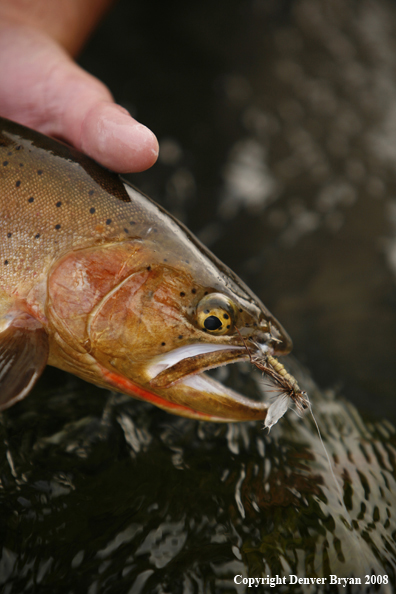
[192,288,196,294]
[106,219,112,225]
[239,309,243,313]
[4,260,8,265]
[7,232,11,238]
[7,151,12,156]
[15,180,21,188]
[204,291,208,295]
[153,228,158,233]
[56,201,62,207]
[90,207,95,214]
[178,335,183,339]
[227,325,230,329]
[35,234,40,239]
[124,228,128,234]
[147,266,151,271]
[184,260,190,264]
[163,258,168,262]
[253,323,257,326]
[161,342,166,346]
[88,189,95,196]
[19,163,23,167]
[15,145,21,151]
[223,313,229,320]
[245,323,249,327]
[55,224,61,230]
[204,309,209,314]
[130,221,136,225]
[28,197,34,203]
[2,161,8,166]
[249,336,252,340]
[180,292,185,297]
[37,169,43,175]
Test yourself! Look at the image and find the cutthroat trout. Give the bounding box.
[0,117,292,422]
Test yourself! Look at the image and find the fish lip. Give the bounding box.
[146,343,249,386]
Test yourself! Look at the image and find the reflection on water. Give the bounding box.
[2,0,396,591]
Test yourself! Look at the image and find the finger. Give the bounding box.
[0,24,159,173]
[42,58,159,173]
[66,99,159,174]
[48,60,159,172]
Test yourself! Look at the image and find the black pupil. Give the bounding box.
[204,315,222,331]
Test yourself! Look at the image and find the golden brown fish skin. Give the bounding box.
[0,117,293,420]
[46,242,271,420]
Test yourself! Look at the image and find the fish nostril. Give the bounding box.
[260,319,293,356]
[253,327,293,356]
[273,334,293,356]
[253,331,271,345]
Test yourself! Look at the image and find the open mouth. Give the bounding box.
[144,343,271,422]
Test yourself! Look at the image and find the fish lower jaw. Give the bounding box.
[144,342,270,421]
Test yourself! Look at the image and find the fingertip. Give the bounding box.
[79,102,159,173]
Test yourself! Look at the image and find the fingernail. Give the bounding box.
[105,104,159,155]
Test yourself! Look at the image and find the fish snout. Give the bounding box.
[256,320,293,356]
[271,328,293,356]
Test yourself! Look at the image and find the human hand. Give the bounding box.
[0,20,159,174]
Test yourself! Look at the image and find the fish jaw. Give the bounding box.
[48,337,268,422]
[147,344,248,388]
[96,343,270,422]
[99,366,238,422]
[98,367,271,422]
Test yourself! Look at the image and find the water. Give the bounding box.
[1,0,396,591]
[1,367,395,592]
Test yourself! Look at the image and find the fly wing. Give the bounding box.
[0,313,49,410]
[264,394,290,431]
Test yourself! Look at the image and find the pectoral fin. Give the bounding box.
[0,313,49,411]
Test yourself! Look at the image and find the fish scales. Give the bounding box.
[0,123,164,293]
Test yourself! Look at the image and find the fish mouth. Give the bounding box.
[142,343,271,422]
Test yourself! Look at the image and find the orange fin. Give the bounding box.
[0,313,49,411]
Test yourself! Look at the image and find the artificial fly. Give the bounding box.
[236,329,309,430]
[257,354,309,430]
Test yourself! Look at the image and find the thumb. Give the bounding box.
[0,24,158,173]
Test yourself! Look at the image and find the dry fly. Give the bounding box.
[254,354,309,430]
[237,329,309,430]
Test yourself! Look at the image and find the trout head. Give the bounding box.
[47,237,291,422]
[0,118,290,420]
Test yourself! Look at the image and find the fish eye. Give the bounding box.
[196,293,236,335]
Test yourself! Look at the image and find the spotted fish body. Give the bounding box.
[0,117,292,422]
[0,124,164,297]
